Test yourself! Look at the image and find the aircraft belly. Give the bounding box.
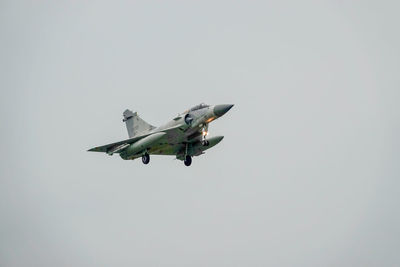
[149,143,182,156]
[165,129,186,143]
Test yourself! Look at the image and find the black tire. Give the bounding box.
[142,153,150,164]
[184,155,192,166]
[202,140,209,146]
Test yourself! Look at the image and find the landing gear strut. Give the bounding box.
[184,155,192,166]
[201,126,209,146]
[142,153,150,164]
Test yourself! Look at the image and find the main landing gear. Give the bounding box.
[184,155,192,166]
[142,153,150,164]
[183,143,192,167]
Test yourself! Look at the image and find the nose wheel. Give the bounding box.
[184,155,192,166]
[142,153,150,164]
[201,140,209,146]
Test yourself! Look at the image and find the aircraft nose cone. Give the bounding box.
[213,104,234,117]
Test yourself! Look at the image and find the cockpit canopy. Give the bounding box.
[189,103,209,112]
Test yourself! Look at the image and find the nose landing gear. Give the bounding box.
[201,140,210,146]
[201,126,209,146]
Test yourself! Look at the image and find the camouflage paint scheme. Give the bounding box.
[88,103,234,165]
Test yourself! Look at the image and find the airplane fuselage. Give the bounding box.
[89,103,233,166]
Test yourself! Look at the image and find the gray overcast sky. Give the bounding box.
[1,1,399,266]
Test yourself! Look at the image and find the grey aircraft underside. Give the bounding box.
[88,103,234,166]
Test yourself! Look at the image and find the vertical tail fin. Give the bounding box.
[123,109,156,138]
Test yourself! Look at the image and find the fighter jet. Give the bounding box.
[88,103,234,166]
